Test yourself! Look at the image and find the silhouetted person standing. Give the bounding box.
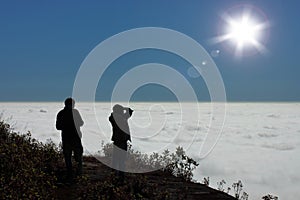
[56,98,84,181]
[109,104,133,182]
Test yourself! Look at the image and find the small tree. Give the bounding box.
[217,179,226,192]
[203,177,210,186]
[231,180,249,200]
[232,180,243,199]
[165,146,199,181]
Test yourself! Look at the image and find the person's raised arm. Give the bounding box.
[123,107,133,119]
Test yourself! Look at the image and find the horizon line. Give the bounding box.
[0,100,300,103]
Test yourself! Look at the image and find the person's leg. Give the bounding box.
[113,144,126,182]
[118,148,127,182]
[119,149,126,172]
[112,144,120,170]
[63,143,73,181]
[74,143,83,175]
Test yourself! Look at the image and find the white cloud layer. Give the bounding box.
[1,102,299,199]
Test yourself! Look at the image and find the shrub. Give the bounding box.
[164,146,199,181]
[0,120,62,199]
[100,141,199,181]
[262,194,279,200]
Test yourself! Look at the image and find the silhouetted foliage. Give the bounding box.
[262,194,279,200]
[203,176,210,186]
[0,120,62,199]
[216,179,249,200]
[101,141,199,181]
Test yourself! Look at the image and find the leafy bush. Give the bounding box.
[262,194,279,200]
[0,120,62,199]
[100,141,199,181]
[164,146,199,181]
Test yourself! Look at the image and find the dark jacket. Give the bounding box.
[109,112,131,150]
[56,107,84,144]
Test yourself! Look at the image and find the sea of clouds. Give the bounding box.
[1,102,300,199]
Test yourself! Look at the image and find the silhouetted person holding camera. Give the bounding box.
[56,98,84,181]
[109,104,133,182]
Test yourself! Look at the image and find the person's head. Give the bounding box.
[64,97,75,109]
[113,104,123,114]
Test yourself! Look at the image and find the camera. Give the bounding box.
[124,107,134,116]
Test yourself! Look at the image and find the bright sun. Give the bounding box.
[212,6,269,57]
[227,17,259,47]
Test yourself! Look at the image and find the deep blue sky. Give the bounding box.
[0,0,299,102]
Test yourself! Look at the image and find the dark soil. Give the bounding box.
[55,156,235,200]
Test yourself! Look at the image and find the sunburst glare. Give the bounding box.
[212,5,269,57]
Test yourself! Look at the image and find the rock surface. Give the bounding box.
[55,156,236,200]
